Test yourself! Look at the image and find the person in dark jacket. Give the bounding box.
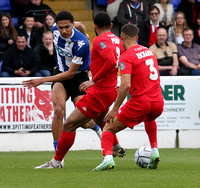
[22,0,55,29]
[193,12,200,45]
[177,0,200,29]
[139,6,165,47]
[33,31,57,76]
[0,13,18,60]
[0,34,41,77]
[117,0,149,29]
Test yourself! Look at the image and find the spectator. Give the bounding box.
[177,0,200,29]
[0,13,18,60]
[43,12,56,32]
[178,27,200,75]
[150,28,179,76]
[170,0,181,12]
[168,11,187,45]
[22,0,55,29]
[106,0,123,21]
[139,6,165,47]
[0,34,41,77]
[147,0,158,7]
[33,31,57,76]
[154,0,174,27]
[117,0,149,29]
[18,13,42,49]
[193,12,200,45]
[9,0,31,18]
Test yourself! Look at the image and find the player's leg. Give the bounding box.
[73,95,102,140]
[51,82,67,151]
[145,120,158,148]
[145,121,160,169]
[94,112,126,157]
[35,107,92,169]
[52,107,91,165]
[34,83,67,169]
[145,101,164,169]
[93,116,127,171]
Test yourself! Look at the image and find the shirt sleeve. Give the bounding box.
[171,42,178,54]
[92,37,117,82]
[119,55,132,75]
[177,45,185,57]
[72,39,90,65]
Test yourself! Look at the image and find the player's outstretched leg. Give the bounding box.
[34,131,76,169]
[34,158,63,169]
[147,148,160,169]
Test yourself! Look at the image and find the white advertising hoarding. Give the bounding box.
[0,81,53,132]
[0,76,200,132]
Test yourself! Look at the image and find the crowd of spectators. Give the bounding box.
[0,0,56,76]
[0,0,200,77]
[107,0,200,76]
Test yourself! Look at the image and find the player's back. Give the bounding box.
[90,32,124,89]
[120,44,163,101]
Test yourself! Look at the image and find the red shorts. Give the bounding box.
[76,87,117,119]
[117,99,164,129]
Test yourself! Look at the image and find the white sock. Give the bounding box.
[51,158,61,167]
[151,148,159,154]
[96,129,102,140]
[104,155,113,162]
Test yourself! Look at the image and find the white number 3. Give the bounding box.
[145,58,158,80]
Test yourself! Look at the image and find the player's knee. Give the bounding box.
[54,105,65,119]
[63,117,76,132]
[103,124,114,133]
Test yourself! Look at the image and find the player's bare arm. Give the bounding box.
[79,80,95,92]
[105,74,131,123]
[22,63,80,88]
[74,21,90,41]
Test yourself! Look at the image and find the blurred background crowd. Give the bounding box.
[0,0,199,77]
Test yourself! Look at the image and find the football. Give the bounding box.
[134,146,151,168]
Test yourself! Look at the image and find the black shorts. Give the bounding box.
[52,68,89,101]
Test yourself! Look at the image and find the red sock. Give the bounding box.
[101,131,114,156]
[54,131,76,161]
[113,134,119,146]
[99,122,119,147]
[145,121,157,148]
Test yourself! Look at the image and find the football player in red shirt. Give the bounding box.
[33,11,125,169]
[94,24,164,171]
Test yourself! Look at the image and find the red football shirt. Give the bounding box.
[90,32,124,89]
[119,44,163,101]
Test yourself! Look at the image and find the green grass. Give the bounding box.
[0,149,200,188]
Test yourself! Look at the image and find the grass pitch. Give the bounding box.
[0,149,200,188]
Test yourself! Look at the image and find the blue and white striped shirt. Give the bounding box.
[52,23,90,73]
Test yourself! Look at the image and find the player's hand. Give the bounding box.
[85,33,90,42]
[79,80,95,92]
[22,78,44,88]
[104,109,118,123]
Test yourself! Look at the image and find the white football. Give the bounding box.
[134,146,151,168]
